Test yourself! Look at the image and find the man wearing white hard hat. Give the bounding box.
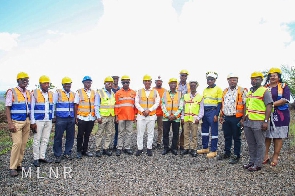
[197,71,222,158]
[218,73,248,164]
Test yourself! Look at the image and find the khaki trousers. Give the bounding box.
[117,120,133,150]
[95,116,115,150]
[10,117,30,169]
[183,122,198,150]
[33,121,52,160]
[156,116,163,144]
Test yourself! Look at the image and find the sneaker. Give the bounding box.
[229,155,240,164]
[197,148,209,154]
[147,149,153,156]
[206,151,217,158]
[217,153,231,160]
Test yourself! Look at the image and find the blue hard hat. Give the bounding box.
[82,76,92,82]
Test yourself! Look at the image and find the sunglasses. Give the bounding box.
[122,81,130,84]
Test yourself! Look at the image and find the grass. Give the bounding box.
[289,110,295,146]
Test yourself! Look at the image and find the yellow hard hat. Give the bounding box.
[121,75,130,80]
[62,77,72,84]
[39,75,50,83]
[104,76,114,83]
[227,73,238,79]
[168,78,178,84]
[250,72,264,78]
[179,69,189,75]
[268,67,282,74]
[17,72,29,80]
[143,74,152,81]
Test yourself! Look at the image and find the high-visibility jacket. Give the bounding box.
[265,83,288,111]
[153,87,166,116]
[183,93,203,122]
[77,88,95,117]
[97,89,115,117]
[138,88,157,116]
[176,83,191,94]
[203,86,222,107]
[9,87,31,121]
[33,89,53,120]
[246,86,267,120]
[115,88,137,120]
[220,86,246,118]
[55,89,75,118]
[162,90,182,118]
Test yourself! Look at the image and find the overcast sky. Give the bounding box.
[0,0,295,92]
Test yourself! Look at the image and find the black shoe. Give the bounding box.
[217,153,231,160]
[229,155,240,164]
[103,149,112,156]
[248,165,262,172]
[96,151,102,157]
[33,160,40,167]
[63,154,73,160]
[190,150,197,157]
[10,169,18,177]
[179,146,184,151]
[171,149,178,156]
[112,146,117,151]
[135,150,143,156]
[55,156,62,163]
[39,158,53,163]
[180,149,189,155]
[123,149,133,155]
[162,149,170,155]
[243,162,254,169]
[147,149,152,156]
[156,144,161,149]
[116,149,122,156]
[82,152,93,157]
[77,152,82,159]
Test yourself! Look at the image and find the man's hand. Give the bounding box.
[8,122,17,133]
[213,115,218,122]
[115,115,119,123]
[181,119,184,125]
[143,109,150,117]
[219,116,224,124]
[261,122,268,131]
[30,123,37,133]
[194,119,199,124]
[97,118,102,124]
[52,118,56,123]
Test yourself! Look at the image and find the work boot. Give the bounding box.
[96,151,102,157]
[171,149,178,155]
[197,148,209,154]
[123,149,133,155]
[180,149,189,155]
[190,150,197,157]
[162,149,170,155]
[229,155,240,164]
[103,149,112,156]
[207,151,217,158]
[135,150,143,156]
[33,160,40,167]
[147,149,153,156]
[55,156,62,163]
[217,153,231,160]
[10,169,18,177]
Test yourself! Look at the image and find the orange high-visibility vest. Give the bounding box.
[162,91,181,118]
[77,88,95,117]
[138,88,157,116]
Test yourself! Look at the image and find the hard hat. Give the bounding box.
[268,67,282,74]
[121,75,130,80]
[179,69,189,75]
[206,71,218,79]
[154,76,163,81]
[251,72,264,78]
[189,80,199,86]
[112,76,119,79]
[62,77,72,84]
[143,74,152,81]
[104,76,114,83]
[17,72,29,80]
[39,75,50,83]
[82,76,92,82]
[227,73,238,79]
[168,78,178,84]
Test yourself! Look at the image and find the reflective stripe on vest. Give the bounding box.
[183,93,203,122]
[138,89,157,116]
[203,86,222,107]
[246,86,267,120]
[56,89,75,118]
[162,91,181,118]
[221,86,245,118]
[33,89,53,120]
[77,89,95,117]
[97,89,115,116]
[10,87,31,121]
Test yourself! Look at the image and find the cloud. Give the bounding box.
[0,32,20,51]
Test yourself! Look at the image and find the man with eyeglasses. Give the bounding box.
[114,75,137,156]
[5,72,31,177]
[111,75,120,151]
[74,76,98,159]
[95,76,116,157]
[197,71,222,158]
[177,69,191,151]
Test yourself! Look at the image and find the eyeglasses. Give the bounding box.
[122,81,130,84]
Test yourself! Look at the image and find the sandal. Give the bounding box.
[270,161,278,167]
[262,158,270,164]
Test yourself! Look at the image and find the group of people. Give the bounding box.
[5,68,290,177]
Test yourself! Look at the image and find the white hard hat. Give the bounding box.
[206,71,218,79]
[154,75,163,81]
[227,73,238,79]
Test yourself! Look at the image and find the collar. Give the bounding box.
[84,88,91,92]
[179,82,187,86]
[168,90,177,94]
[62,88,71,93]
[228,86,238,91]
[207,84,216,88]
[144,88,152,91]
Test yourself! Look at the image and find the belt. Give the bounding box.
[204,107,217,111]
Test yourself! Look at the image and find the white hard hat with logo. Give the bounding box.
[227,73,238,79]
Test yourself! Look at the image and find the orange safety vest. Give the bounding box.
[220,86,246,118]
[77,88,95,117]
[138,88,157,116]
[114,88,137,120]
[162,90,181,118]
[153,87,166,116]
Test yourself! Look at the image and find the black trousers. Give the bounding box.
[77,119,94,153]
[163,121,180,150]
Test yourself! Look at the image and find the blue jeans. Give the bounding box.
[53,117,75,157]
[222,116,242,157]
[113,121,119,147]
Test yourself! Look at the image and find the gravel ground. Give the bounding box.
[0,127,295,195]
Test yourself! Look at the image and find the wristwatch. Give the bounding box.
[264,119,268,123]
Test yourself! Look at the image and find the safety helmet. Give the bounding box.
[39,75,50,83]
[17,72,29,80]
[121,75,130,80]
[189,80,199,86]
[154,76,163,81]
[104,76,114,83]
[227,73,238,79]
[179,69,189,75]
[143,74,152,81]
[82,76,92,82]
[268,67,282,74]
[206,71,218,79]
[250,72,264,78]
[168,78,178,84]
[62,77,72,84]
